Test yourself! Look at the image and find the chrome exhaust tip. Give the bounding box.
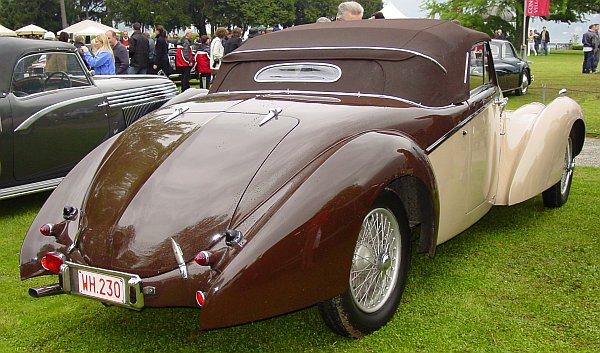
[29,283,63,298]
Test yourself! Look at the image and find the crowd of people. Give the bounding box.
[31,1,379,92]
[35,1,597,91]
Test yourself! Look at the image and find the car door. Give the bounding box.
[9,51,109,182]
[465,42,501,215]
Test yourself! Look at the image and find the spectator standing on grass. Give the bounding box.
[153,25,171,76]
[144,32,155,73]
[534,29,541,54]
[336,1,363,21]
[176,29,194,92]
[527,29,537,56]
[540,26,550,55]
[81,34,115,75]
[593,23,599,73]
[128,23,149,74]
[73,35,89,68]
[107,30,129,74]
[120,31,129,48]
[224,27,242,55]
[582,24,597,74]
[210,27,227,78]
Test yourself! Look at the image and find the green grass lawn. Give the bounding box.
[506,50,600,137]
[1,169,599,352]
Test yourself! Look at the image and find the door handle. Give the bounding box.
[97,101,108,108]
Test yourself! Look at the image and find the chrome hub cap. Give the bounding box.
[350,207,401,313]
[521,73,529,94]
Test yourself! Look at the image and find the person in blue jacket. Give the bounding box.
[81,33,116,75]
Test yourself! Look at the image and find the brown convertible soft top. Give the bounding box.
[214,19,491,106]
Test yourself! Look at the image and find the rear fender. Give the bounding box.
[19,136,118,280]
[199,131,438,329]
[496,97,584,205]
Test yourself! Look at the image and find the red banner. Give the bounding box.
[526,0,550,16]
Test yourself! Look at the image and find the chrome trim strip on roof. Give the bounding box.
[213,89,456,109]
[14,93,106,132]
[0,177,63,200]
[232,46,448,73]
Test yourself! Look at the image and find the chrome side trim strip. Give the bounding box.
[425,98,494,154]
[14,83,177,132]
[232,46,448,73]
[214,89,456,109]
[14,94,106,132]
[0,177,63,200]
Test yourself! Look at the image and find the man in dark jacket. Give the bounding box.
[128,22,149,74]
[107,30,129,74]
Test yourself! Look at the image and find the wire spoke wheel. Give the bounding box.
[543,134,575,208]
[350,207,401,313]
[318,191,411,338]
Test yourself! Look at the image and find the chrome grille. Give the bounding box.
[106,81,178,127]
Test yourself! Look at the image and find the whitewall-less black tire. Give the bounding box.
[543,135,575,208]
[318,191,411,338]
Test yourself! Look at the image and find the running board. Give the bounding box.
[0,177,62,200]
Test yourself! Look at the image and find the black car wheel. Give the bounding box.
[543,134,575,208]
[515,72,529,96]
[318,191,411,338]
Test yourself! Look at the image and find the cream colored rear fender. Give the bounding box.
[495,96,584,205]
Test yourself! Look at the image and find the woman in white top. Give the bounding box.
[527,29,537,56]
[210,27,227,77]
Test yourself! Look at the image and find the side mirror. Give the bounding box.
[88,70,95,77]
[558,88,567,96]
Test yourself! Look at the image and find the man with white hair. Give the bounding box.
[176,28,194,91]
[336,1,364,21]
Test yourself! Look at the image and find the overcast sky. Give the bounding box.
[390,0,600,43]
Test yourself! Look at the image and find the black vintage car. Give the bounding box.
[0,37,178,200]
[491,39,532,95]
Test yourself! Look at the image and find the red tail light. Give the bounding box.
[39,223,54,236]
[41,253,65,274]
[196,290,206,307]
[194,251,211,266]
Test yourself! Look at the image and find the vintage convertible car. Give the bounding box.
[491,39,532,96]
[20,20,585,338]
[0,37,178,200]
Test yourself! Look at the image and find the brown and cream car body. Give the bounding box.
[20,20,584,338]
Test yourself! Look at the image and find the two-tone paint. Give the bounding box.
[19,20,585,333]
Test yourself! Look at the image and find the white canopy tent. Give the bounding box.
[0,24,17,36]
[381,1,408,19]
[61,19,118,36]
[15,24,48,36]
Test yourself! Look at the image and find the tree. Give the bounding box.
[423,0,600,49]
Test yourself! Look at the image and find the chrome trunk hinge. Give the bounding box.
[259,107,283,126]
[170,238,188,279]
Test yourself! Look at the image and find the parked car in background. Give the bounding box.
[491,39,532,95]
[0,37,178,200]
[20,20,584,338]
